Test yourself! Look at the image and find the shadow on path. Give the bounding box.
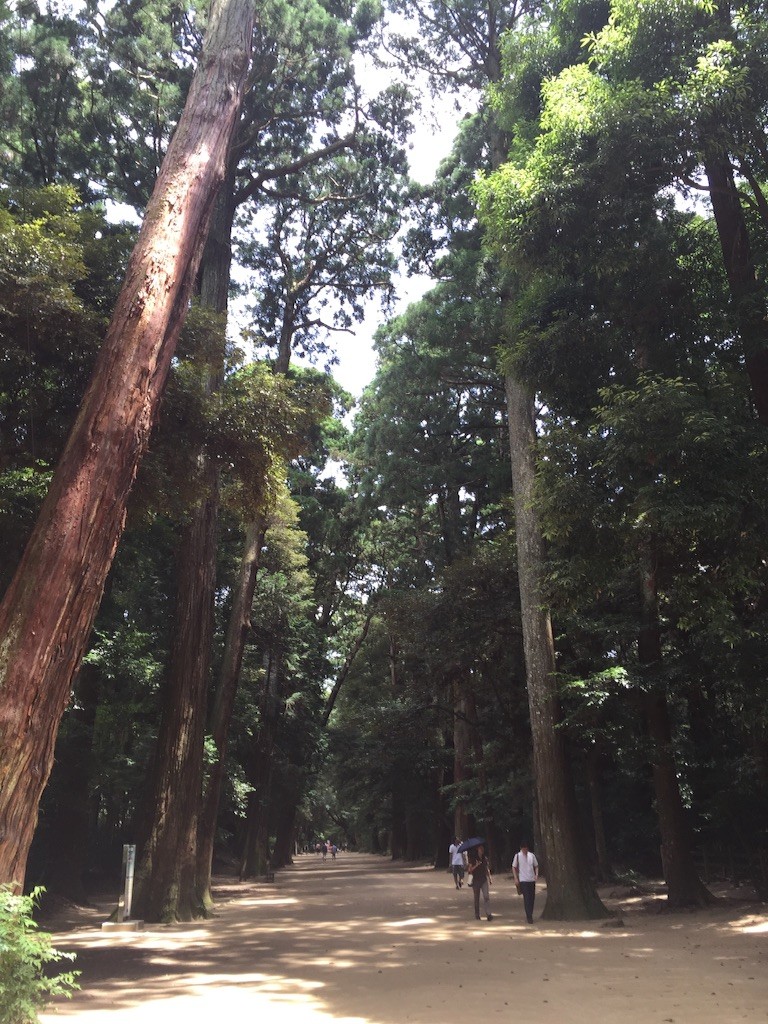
[41,853,768,1024]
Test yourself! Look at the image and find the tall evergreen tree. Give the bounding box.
[387,0,608,918]
[0,0,255,889]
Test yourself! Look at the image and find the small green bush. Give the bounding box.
[0,885,80,1024]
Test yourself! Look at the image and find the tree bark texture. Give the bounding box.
[131,478,221,923]
[134,171,236,923]
[703,153,768,424]
[0,0,255,889]
[196,518,264,901]
[505,373,608,919]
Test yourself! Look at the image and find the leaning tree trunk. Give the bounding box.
[0,0,255,889]
[703,152,768,425]
[506,373,608,920]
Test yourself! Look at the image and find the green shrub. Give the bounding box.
[0,885,80,1024]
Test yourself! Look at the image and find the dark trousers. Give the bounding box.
[452,865,464,887]
[520,881,536,922]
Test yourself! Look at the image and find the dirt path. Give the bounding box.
[41,853,767,1024]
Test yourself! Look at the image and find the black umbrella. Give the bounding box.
[456,836,486,853]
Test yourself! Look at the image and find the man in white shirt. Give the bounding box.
[448,837,467,888]
[512,842,539,924]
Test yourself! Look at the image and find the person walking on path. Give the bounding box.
[467,844,493,920]
[449,838,466,888]
[512,842,539,924]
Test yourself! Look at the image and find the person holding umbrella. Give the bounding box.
[459,837,493,921]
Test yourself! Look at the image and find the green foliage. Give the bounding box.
[215,364,334,519]
[0,886,79,1024]
[0,184,129,588]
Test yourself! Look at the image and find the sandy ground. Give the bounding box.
[39,852,767,1024]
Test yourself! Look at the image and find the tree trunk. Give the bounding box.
[131,477,220,923]
[637,536,714,909]
[134,169,236,923]
[505,373,608,919]
[272,776,300,869]
[196,518,265,901]
[703,152,768,424]
[433,742,452,868]
[586,746,611,884]
[0,0,255,889]
[388,635,408,860]
[452,674,474,840]
[239,653,281,879]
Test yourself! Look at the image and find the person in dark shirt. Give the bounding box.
[467,844,493,921]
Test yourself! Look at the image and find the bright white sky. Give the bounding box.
[328,41,475,400]
[329,107,463,400]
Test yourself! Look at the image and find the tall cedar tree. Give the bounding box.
[389,0,607,918]
[0,0,254,889]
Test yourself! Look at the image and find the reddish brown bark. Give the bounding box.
[0,0,254,889]
[134,173,234,922]
[196,518,264,903]
[132,481,220,923]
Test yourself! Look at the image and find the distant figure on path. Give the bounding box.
[449,837,466,888]
[512,841,539,924]
[322,842,328,861]
[467,844,493,920]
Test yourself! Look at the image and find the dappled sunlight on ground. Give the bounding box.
[40,854,768,1024]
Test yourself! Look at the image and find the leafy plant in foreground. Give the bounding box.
[0,885,79,1024]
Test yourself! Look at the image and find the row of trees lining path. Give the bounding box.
[1,0,766,920]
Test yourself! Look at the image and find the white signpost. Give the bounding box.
[102,843,144,932]
[116,843,135,922]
